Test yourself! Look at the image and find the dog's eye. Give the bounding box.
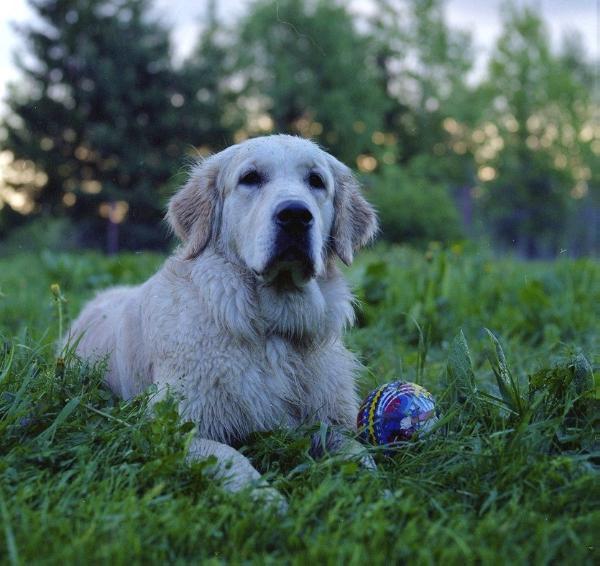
[239,170,263,186]
[308,172,325,190]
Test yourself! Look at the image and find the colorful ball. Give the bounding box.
[357,381,438,448]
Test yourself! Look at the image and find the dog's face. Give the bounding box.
[220,137,336,287]
[168,135,377,289]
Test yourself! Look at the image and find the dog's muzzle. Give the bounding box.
[275,200,314,234]
[262,200,316,287]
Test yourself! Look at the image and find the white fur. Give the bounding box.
[65,135,377,495]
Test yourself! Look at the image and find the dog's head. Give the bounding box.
[167,135,377,289]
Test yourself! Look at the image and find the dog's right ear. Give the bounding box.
[166,154,222,259]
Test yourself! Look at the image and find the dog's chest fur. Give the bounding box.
[141,253,360,444]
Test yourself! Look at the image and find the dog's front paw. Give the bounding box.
[187,437,262,491]
[358,451,377,471]
[310,428,377,471]
[340,437,377,471]
[249,485,288,515]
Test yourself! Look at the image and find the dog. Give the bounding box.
[66,135,378,499]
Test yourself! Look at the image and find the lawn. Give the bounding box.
[0,244,598,564]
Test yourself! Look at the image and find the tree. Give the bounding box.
[367,0,478,239]
[235,0,389,165]
[369,0,477,164]
[2,0,199,251]
[475,4,595,256]
[179,0,240,153]
[558,32,600,255]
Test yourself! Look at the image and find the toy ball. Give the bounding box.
[357,381,438,447]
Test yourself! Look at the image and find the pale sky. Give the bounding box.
[0,0,598,113]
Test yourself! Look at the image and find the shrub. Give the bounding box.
[366,165,463,246]
[0,215,78,256]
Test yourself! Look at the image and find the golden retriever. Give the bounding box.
[66,135,377,500]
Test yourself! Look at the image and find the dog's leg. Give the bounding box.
[187,437,261,490]
[187,437,287,511]
[310,427,376,470]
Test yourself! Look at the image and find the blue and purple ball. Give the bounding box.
[357,381,438,448]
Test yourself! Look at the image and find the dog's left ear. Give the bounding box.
[329,157,379,266]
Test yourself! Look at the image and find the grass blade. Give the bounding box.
[0,344,15,384]
[484,328,524,417]
[447,330,477,405]
[569,353,594,395]
[36,395,81,443]
[3,369,36,422]
[0,489,19,566]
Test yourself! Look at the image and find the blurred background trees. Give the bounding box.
[236,0,388,164]
[475,5,597,257]
[0,0,597,256]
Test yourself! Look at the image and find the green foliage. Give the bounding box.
[446,330,477,407]
[529,352,597,423]
[475,4,597,256]
[179,0,241,149]
[236,0,388,164]
[484,328,526,418]
[0,215,77,255]
[0,247,598,562]
[2,0,234,251]
[367,165,463,245]
[0,251,163,343]
[369,0,477,164]
[1,0,597,256]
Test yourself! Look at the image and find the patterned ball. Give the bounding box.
[357,381,438,447]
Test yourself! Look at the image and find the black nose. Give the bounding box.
[275,200,313,232]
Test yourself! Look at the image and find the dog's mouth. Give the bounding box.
[257,245,316,291]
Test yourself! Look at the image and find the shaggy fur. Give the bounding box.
[66,135,378,495]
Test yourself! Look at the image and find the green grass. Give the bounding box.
[0,244,598,564]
